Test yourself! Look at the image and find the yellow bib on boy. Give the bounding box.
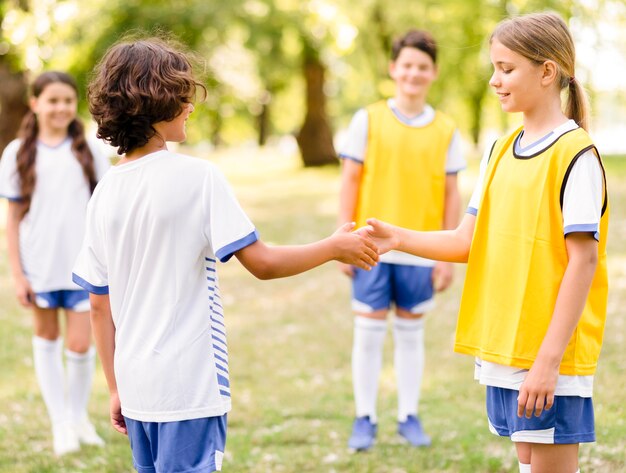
[354,100,455,230]
[455,127,609,376]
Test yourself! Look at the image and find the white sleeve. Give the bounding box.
[562,150,604,241]
[0,140,23,200]
[338,108,368,163]
[467,141,494,215]
[72,190,109,293]
[87,138,112,181]
[445,130,466,173]
[203,167,258,263]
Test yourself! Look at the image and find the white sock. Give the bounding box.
[393,316,425,422]
[32,336,67,426]
[518,462,531,473]
[66,347,96,424]
[352,316,387,423]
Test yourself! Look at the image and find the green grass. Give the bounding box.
[0,148,625,472]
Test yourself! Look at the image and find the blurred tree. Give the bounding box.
[0,0,29,154]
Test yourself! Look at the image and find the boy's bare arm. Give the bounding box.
[517,233,598,419]
[90,293,127,435]
[235,222,378,280]
[433,173,463,291]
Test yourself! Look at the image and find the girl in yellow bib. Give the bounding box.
[361,12,608,473]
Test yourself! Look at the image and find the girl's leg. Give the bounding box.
[32,307,65,424]
[515,442,531,472]
[530,443,579,473]
[32,307,79,455]
[65,310,104,446]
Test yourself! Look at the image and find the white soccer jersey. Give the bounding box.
[72,150,257,422]
[0,137,110,292]
[468,120,604,397]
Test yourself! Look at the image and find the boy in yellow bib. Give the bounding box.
[361,13,607,473]
[338,30,464,450]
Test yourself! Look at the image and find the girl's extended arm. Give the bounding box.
[517,233,598,419]
[6,201,34,307]
[364,212,476,263]
[235,222,378,280]
[90,293,127,435]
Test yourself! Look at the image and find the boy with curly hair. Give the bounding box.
[73,37,378,472]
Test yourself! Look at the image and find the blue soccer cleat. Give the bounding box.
[398,415,431,447]
[348,416,377,451]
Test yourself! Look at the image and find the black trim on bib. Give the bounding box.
[560,145,608,216]
[513,128,579,160]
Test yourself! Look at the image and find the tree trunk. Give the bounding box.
[0,64,29,155]
[296,44,337,167]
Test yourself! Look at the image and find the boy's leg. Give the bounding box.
[392,265,434,446]
[529,443,579,473]
[349,265,391,450]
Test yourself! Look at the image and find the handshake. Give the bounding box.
[330,218,399,271]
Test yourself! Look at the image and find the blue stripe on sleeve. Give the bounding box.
[338,154,364,164]
[564,223,599,242]
[466,207,478,216]
[72,273,109,295]
[216,229,259,263]
[0,194,24,202]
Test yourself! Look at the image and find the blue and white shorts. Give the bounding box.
[125,415,227,473]
[35,290,90,312]
[352,263,434,313]
[486,386,595,444]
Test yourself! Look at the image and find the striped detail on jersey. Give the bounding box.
[206,257,230,398]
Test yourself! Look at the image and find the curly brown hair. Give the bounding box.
[16,71,97,216]
[88,37,205,155]
[391,30,437,63]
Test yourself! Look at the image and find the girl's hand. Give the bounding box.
[14,275,35,307]
[332,222,379,270]
[359,218,399,255]
[109,392,127,435]
[432,261,454,292]
[517,360,559,418]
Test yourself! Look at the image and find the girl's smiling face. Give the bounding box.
[489,38,546,114]
[30,82,78,134]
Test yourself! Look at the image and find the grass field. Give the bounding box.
[0,148,624,472]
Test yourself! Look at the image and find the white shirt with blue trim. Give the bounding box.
[0,137,110,292]
[72,150,257,422]
[339,99,466,267]
[468,120,603,397]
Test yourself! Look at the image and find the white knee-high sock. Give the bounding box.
[352,316,387,423]
[32,336,67,426]
[518,462,531,473]
[393,316,425,422]
[66,347,96,423]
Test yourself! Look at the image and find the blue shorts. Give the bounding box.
[486,386,595,444]
[35,290,90,312]
[352,263,434,313]
[125,415,227,473]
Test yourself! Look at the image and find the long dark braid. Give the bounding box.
[15,71,97,216]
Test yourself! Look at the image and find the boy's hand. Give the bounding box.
[355,218,399,255]
[517,360,558,419]
[332,222,379,270]
[432,261,454,292]
[109,392,128,435]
